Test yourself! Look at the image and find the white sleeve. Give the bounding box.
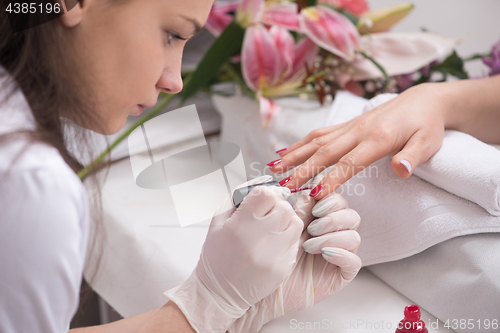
[0,161,89,333]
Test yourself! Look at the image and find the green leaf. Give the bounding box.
[180,21,245,103]
[305,0,317,6]
[431,51,469,80]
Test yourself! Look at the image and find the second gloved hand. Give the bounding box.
[163,176,303,333]
[229,176,362,333]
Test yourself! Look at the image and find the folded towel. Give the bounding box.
[324,91,500,265]
[362,93,500,216]
[339,156,500,265]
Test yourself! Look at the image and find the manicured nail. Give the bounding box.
[309,184,323,197]
[307,217,328,236]
[302,237,324,253]
[321,247,340,258]
[279,176,292,186]
[267,159,282,167]
[276,148,288,154]
[400,159,412,174]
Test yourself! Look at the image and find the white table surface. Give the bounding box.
[84,138,455,333]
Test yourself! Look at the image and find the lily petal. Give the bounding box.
[289,37,319,81]
[299,5,361,61]
[236,0,265,28]
[258,93,282,129]
[318,0,369,17]
[206,3,238,37]
[352,32,459,80]
[241,24,282,91]
[269,25,295,79]
[261,1,301,31]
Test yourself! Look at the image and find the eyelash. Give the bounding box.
[165,31,188,46]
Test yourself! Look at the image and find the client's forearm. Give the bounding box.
[441,75,500,144]
[69,301,195,333]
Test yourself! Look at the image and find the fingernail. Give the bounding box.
[302,237,324,253]
[276,148,288,154]
[267,159,282,167]
[279,176,292,186]
[321,247,340,257]
[309,184,323,197]
[400,159,412,174]
[307,217,328,236]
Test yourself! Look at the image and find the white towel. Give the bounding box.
[361,93,500,217]
[325,91,500,265]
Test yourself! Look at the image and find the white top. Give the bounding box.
[0,71,89,332]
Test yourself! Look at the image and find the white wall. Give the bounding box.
[370,0,500,76]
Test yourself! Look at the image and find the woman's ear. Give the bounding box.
[59,0,85,28]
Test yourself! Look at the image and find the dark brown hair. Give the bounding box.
[0,0,109,291]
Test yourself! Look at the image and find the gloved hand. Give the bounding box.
[163,175,303,333]
[229,175,362,333]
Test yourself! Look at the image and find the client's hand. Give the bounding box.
[269,82,448,200]
[163,175,303,333]
[229,176,362,333]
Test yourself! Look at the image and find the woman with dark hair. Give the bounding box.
[0,1,362,332]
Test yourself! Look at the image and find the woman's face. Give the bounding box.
[61,0,213,134]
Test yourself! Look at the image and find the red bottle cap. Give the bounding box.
[395,305,428,333]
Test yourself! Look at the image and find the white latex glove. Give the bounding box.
[163,175,303,333]
[229,175,362,333]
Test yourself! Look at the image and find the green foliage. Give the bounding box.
[180,21,246,103]
[431,51,468,80]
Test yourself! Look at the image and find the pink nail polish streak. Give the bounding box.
[276,148,288,154]
[279,176,292,186]
[309,184,323,197]
[290,186,312,193]
[267,159,282,167]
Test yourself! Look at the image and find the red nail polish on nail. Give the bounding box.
[279,176,292,186]
[267,159,282,167]
[276,148,288,154]
[309,184,323,197]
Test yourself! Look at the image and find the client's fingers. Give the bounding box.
[321,247,362,281]
[301,230,360,254]
[391,129,444,178]
[307,209,360,237]
[270,126,351,177]
[281,124,344,156]
[278,132,358,190]
[309,138,394,200]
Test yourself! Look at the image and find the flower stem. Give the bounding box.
[357,50,390,82]
[77,93,176,181]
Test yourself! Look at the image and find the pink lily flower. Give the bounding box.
[206,1,240,37]
[317,0,369,17]
[299,5,361,61]
[242,24,318,128]
[236,0,300,31]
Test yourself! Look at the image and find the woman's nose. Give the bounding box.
[157,67,183,94]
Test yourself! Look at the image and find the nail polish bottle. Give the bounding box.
[395,305,428,333]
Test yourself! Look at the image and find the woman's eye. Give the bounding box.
[164,31,188,46]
